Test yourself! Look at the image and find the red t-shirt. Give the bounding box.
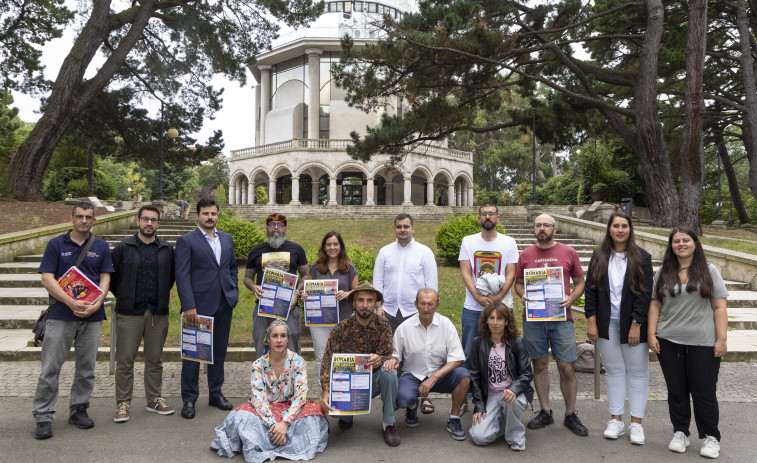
[516,242,583,322]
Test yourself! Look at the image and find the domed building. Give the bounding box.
[228,1,474,207]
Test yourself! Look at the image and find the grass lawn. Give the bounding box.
[100,219,590,346]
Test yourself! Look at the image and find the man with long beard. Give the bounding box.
[245,214,308,358]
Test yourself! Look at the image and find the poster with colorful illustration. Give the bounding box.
[304,279,339,326]
[57,266,104,304]
[524,267,566,321]
[328,354,372,415]
[257,268,299,319]
[181,314,214,364]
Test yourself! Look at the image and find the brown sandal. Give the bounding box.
[420,397,434,414]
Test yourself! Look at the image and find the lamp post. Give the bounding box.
[520,114,537,204]
[157,101,179,201]
[716,154,722,221]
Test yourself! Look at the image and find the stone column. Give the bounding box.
[236,181,242,204]
[268,178,276,205]
[259,65,272,145]
[248,181,255,205]
[311,181,319,205]
[456,184,462,207]
[447,184,455,207]
[306,48,323,140]
[365,177,376,206]
[467,187,474,207]
[328,176,337,205]
[386,180,393,205]
[290,176,301,205]
[402,177,413,206]
[228,183,235,204]
[426,181,435,206]
[241,182,248,204]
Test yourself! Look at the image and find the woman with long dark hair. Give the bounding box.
[648,227,728,459]
[585,211,653,445]
[306,231,358,380]
[468,302,533,451]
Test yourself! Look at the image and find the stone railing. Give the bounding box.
[231,139,472,162]
[0,210,136,263]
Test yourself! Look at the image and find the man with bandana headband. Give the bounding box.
[245,214,309,359]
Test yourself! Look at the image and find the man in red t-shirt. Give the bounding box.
[514,214,588,437]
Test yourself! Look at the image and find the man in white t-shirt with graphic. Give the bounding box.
[459,204,519,361]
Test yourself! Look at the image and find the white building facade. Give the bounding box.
[229,1,474,207]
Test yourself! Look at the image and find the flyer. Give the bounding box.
[57,266,104,304]
[304,279,339,326]
[181,314,214,364]
[257,268,299,320]
[524,266,566,321]
[328,353,372,415]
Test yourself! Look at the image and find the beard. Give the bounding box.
[267,231,286,249]
[536,230,554,243]
[481,220,496,231]
[355,308,372,320]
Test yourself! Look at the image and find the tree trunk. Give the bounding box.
[678,0,707,234]
[716,134,751,224]
[87,142,95,196]
[737,0,757,206]
[631,0,679,227]
[5,0,157,200]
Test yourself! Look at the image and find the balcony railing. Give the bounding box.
[231,139,472,162]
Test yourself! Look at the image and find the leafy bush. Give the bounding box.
[540,174,579,205]
[434,213,505,266]
[216,208,265,258]
[603,169,634,203]
[255,185,268,203]
[192,187,215,203]
[214,184,227,203]
[42,167,117,201]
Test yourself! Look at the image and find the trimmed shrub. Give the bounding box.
[214,184,227,204]
[434,213,505,266]
[216,208,265,258]
[42,167,117,201]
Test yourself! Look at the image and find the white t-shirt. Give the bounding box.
[459,232,519,311]
[608,252,627,320]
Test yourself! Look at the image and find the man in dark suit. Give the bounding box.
[175,198,239,419]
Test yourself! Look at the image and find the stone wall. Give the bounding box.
[0,210,136,263]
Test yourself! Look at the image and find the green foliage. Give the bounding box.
[255,185,268,203]
[214,184,227,203]
[216,208,265,258]
[434,214,505,266]
[540,174,580,205]
[197,155,230,190]
[347,245,377,282]
[42,167,116,200]
[0,92,23,192]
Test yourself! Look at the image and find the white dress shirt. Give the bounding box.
[373,238,438,318]
[608,251,627,320]
[200,227,222,266]
[392,312,466,380]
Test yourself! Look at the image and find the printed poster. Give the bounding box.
[524,267,566,321]
[304,279,339,327]
[329,353,372,415]
[57,266,104,304]
[257,268,299,319]
[181,314,214,364]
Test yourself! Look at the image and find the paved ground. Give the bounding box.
[1,362,756,462]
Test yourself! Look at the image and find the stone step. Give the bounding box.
[0,305,44,329]
[0,288,114,306]
[0,274,40,288]
[728,308,757,330]
[0,262,41,274]
[99,233,188,240]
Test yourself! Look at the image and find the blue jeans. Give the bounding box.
[461,308,482,365]
[395,367,471,408]
[339,366,397,425]
[522,320,577,362]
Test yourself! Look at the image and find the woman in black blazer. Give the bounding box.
[585,211,653,445]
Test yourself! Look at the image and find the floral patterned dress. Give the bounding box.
[211,350,328,462]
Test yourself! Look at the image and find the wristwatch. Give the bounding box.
[631,319,642,327]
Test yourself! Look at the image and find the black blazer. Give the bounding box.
[468,335,534,414]
[584,248,653,344]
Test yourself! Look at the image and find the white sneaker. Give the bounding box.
[700,435,720,459]
[669,431,690,453]
[629,423,645,445]
[603,419,625,439]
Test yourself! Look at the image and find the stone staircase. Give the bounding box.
[0,220,755,362]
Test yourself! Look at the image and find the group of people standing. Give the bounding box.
[31,201,729,461]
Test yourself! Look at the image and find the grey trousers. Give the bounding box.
[309,325,335,385]
[469,392,528,448]
[384,311,413,334]
[33,319,102,422]
[252,305,301,359]
[115,312,169,404]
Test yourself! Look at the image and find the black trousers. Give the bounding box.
[657,337,721,440]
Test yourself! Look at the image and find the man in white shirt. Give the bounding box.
[384,288,470,441]
[373,213,438,333]
[459,204,519,361]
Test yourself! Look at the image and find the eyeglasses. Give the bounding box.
[479,212,498,218]
[139,217,160,223]
[534,223,555,229]
[267,222,286,229]
[73,215,94,221]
